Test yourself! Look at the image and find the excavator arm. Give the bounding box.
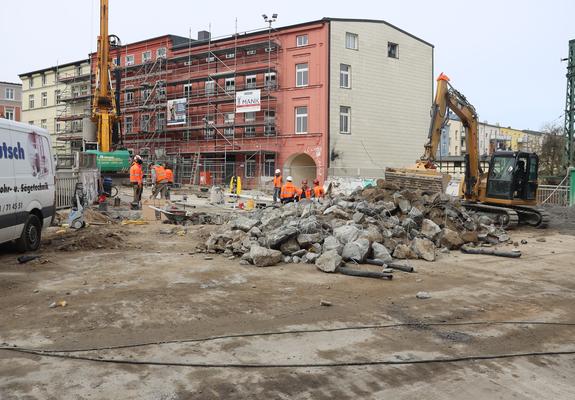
[385,73,481,199]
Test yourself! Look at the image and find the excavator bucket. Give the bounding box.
[384,167,450,193]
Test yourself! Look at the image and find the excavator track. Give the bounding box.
[462,203,549,229]
[462,203,519,229]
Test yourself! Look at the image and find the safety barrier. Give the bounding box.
[55,173,78,210]
[537,185,570,207]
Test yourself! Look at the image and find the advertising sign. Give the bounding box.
[235,90,261,113]
[167,98,187,125]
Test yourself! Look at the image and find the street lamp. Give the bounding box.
[262,13,277,136]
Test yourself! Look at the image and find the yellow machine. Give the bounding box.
[92,0,119,153]
[385,73,548,228]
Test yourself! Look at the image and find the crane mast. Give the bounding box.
[92,0,117,153]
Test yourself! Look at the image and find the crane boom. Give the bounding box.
[92,0,117,153]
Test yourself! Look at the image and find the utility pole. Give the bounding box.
[564,39,575,168]
[262,13,277,136]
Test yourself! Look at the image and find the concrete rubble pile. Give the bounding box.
[203,182,512,272]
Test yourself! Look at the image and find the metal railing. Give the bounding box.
[55,173,78,210]
[537,185,570,206]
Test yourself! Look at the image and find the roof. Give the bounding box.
[0,81,22,86]
[19,59,89,78]
[522,129,543,136]
[92,34,190,54]
[172,17,433,51]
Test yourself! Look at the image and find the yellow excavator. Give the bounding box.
[385,73,548,228]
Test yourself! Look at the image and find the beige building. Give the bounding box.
[328,19,433,176]
[19,59,91,154]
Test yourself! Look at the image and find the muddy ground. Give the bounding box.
[1,208,575,399]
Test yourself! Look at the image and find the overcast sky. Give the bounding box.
[1,0,573,130]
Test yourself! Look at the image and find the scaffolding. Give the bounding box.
[117,26,283,188]
[565,39,575,167]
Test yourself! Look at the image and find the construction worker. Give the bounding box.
[312,179,325,200]
[280,176,298,204]
[129,155,144,208]
[164,165,174,200]
[298,179,312,201]
[272,169,282,203]
[150,162,168,199]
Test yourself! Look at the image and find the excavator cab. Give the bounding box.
[486,152,539,201]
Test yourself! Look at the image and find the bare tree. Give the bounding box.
[538,122,565,182]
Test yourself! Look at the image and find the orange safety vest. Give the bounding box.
[165,169,174,183]
[273,175,282,188]
[299,187,312,199]
[129,162,143,184]
[313,185,324,198]
[153,165,167,182]
[281,182,297,199]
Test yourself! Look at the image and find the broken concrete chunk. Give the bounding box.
[411,237,436,262]
[249,245,283,267]
[266,226,299,249]
[440,228,464,250]
[342,238,371,262]
[280,238,301,255]
[315,250,343,273]
[297,233,323,248]
[416,291,431,299]
[460,230,479,244]
[372,242,392,263]
[393,193,412,213]
[323,236,343,255]
[352,212,366,224]
[393,244,417,260]
[304,252,320,263]
[421,219,441,240]
[333,225,361,245]
[231,216,259,232]
[408,207,424,224]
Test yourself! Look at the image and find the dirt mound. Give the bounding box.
[544,205,575,235]
[44,226,128,252]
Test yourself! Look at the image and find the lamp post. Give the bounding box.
[262,14,277,136]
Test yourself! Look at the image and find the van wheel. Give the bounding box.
[16,215,42,252]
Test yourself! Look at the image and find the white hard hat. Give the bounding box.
[134,155,142,161]
[275,169,281,174]
[286,176,293,182]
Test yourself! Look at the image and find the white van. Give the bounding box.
[0,119,55,251]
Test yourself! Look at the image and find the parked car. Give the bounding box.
[0,119,55,251]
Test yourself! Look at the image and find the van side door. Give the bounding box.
[0,129,18,241]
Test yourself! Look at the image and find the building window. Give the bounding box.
[112,58,119,67]
[340,64,351,88]
[388,42,399,59]
[41,74,47,86]
[265,72,277,89]
[56,121,62,132]
[55,89,61,104]
[157,84,166,98]
[245,126,256,137]
[125,91,134,104]
[296,34,309,47]
[296,63,309,87]
[245,158,256,178]
[225,77,235,93]
[125,55,135,66]
[264,154,275,176]
[265,110,276,135]
[157,47,167,59]
[246,75,257,89]
[225,52,235,59]
[125,116,133,133]
[140,114,150,132]
[40,119,47,130]
[244,112,256,123]
[41,92,48,107]
[4,108,14,120]
[28,94,35,109]
[346,32,358,50]
[76,65,83,76]
[246,49,257,56]
[72,120,83,133]
[224,113,234,124]
[183,84,193,98]
[157,113,165,131]
[142,50,152,63]
[340,106,351,134]
[295,106,308,134]
[5,88,15,100]
[29,78,34,89]
[205,80,215,96]
[204,116,215,139]
[224,127,235,137]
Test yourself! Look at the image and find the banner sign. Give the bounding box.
[167,98,187,125]
[235,90,261,113]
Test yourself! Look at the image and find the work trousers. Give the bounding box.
[273,187,281,202]
[132,183,143,204]
[151,180,169,199]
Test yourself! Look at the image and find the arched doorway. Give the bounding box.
[285,153,317,186]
